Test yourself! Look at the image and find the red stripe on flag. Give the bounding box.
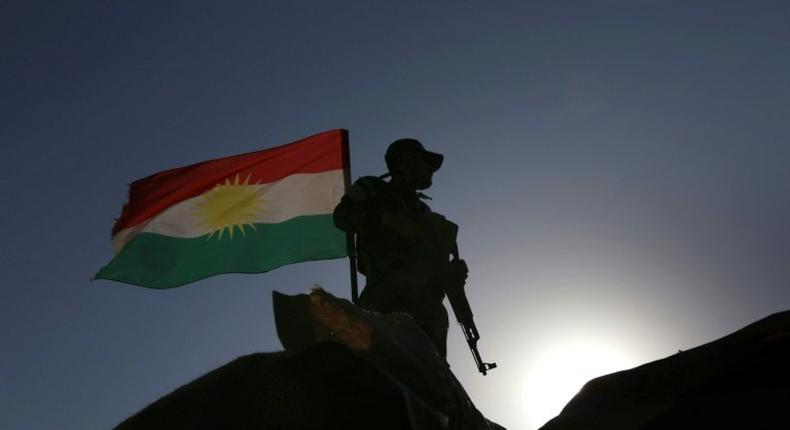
[112,129,348,235]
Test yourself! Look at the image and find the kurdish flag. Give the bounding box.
[95,129,350,288]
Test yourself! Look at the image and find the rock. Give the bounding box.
[115,342,411,430]
[541,311,790,430]
[114,289,505,430]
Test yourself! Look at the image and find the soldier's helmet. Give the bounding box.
[384,138,444,174]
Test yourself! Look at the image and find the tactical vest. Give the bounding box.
[352,176,459,307]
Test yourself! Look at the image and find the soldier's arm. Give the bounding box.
[333,177,383,234]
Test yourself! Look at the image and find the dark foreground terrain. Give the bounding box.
[542,310,790,429]
[115,342,413,430]
[115,290,504,430]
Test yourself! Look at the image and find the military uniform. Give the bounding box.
[334,175,461,358]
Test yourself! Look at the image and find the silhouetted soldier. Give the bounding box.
[333,138,468,358]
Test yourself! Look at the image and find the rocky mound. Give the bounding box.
[115,290,504,430]
[115,342,413,430]
[541,310,790,429]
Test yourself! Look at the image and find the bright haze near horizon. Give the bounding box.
[2,2,789,429]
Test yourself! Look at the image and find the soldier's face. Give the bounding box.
[408,153,435,190]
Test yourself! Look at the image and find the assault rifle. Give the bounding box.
[444,258,498,375]
[424,212,497,374]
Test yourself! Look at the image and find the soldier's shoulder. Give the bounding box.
[347,175,389,201]
[353,175,387,187]
[426,211,455,225]
[354,175,390,192]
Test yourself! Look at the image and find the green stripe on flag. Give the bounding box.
[95,214,347,288]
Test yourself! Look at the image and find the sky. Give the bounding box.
[2,1,789,429]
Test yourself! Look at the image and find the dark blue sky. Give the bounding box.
[2,2,789,429]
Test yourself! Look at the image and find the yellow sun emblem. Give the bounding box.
[195,173,265,240]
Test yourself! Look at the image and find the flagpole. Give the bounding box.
[340,130,359,304]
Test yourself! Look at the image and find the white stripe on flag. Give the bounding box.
[112,169,345,253]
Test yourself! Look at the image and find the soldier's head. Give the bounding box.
[385,138,443,190]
